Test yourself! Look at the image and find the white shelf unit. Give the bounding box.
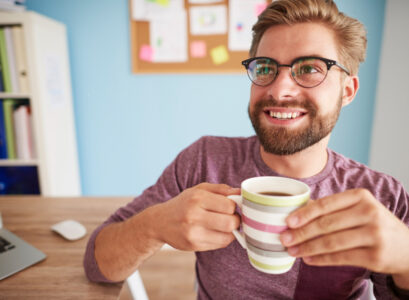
[0,11,81,196]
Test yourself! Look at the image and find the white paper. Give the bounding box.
[132,0,184,21]
[189,5,227,35]
[228,0,266,51]
[150,11,188,62]
[188,0,222,4]
[45,55,65,106]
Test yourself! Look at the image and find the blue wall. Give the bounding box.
[26,0,385,196]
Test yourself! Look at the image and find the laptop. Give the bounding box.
[0,212,46,280]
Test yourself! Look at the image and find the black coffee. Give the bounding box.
[259,191,294,197]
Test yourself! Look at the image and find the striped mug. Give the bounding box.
[229,176,310,274]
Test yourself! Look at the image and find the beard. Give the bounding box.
[248,95,342,156]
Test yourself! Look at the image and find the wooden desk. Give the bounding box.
[0,196,132,300]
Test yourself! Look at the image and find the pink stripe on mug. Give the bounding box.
[243,215,288,233]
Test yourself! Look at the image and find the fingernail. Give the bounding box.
[288,246,299,256]
[281,232,292,245]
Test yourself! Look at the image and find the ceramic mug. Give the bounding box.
[228,176,310,274]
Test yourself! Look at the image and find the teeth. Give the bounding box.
[269,111,301,119]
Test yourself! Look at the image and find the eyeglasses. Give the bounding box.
[241,56,350,88]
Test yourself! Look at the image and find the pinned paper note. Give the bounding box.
[190,41,207,58]
[255,3,268,16]
[150,11,188,62]
[139,45,154,61]
[189,5,227,35]
[210,45,229,65]
[189,0,222,3]
[228,0,267,51]
[132,0,184,21]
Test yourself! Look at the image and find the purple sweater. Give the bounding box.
[84,136,409,299]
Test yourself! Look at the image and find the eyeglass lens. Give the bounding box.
[247,57,328,87]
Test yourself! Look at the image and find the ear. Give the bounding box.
[341,75,359,107]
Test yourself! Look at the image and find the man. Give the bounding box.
[84,0,409,299]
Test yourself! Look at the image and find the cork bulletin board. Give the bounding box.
[130,0,269,73]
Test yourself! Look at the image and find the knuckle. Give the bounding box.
[293,226,308,242]
[317,198,330,212]
[189,190,204,204]
[370,224,386,245]
[324,236,337,251]
[184,226,198,244]
[196,182,208,189]
[300,241,314,254]
[355,188,372,200]
[369,248,385,270]
[317,216,332,231]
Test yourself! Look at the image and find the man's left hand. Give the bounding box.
[280,188,409,289]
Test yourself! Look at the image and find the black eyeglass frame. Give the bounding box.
[241,56,350,88]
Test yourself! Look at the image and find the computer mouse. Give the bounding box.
[51,219,87,241]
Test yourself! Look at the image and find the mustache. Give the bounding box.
[254,98,316,110]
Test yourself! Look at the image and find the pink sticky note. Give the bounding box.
[139,45,153,62]
[255,3,268,16]
[190,41,207,58]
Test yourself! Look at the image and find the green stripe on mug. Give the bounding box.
[243,189,309,207]
[249,256,295,272]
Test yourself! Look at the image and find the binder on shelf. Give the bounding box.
[13,104,33,159]
[4,27,19,93]
[0,28,11,92]
[11,26,28,93]
[0,57,4,92]
[3,99,16,158]
[0,102,7,158]
[0,166,40,195]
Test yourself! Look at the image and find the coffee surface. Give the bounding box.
[258,191,294,197]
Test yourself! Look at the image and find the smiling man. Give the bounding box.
[84,0,409,299]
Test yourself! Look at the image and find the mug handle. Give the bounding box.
[227,195,247,249]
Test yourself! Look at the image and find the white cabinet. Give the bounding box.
[0,11,81,196]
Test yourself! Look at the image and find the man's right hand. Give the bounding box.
[93,183,240,282]
[152,183,241,251]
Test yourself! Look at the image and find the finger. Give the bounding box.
[195,183,240,196]
[191,229,236,251]
[198,191,238,214]
[287,189,371,228]
[287,226,375,257]
[281,203,371,247]
[200,211,240,233]
[302,247,375,270]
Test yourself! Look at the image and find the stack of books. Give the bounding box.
[0,100,34,160]
[0,0,25,12]
[0,25,33,160]
[0,25,29,93]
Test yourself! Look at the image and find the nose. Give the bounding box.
[267,66,300,101]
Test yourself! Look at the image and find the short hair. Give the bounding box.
[250,0,367,75]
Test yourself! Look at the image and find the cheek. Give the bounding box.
[250,84,265,106]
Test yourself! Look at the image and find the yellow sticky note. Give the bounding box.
[210,45,229,65]
[156,0,169,6]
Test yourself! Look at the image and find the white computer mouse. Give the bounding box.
[51,219,87,241]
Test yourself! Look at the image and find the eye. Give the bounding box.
[293,58,327,76]
[299,64,318,74]
[256,64,274,76]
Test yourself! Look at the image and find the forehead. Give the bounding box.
[256,22,339,62]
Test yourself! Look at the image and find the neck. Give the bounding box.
[260,136,330,179]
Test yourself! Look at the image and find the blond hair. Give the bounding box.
[250,0,367,75]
